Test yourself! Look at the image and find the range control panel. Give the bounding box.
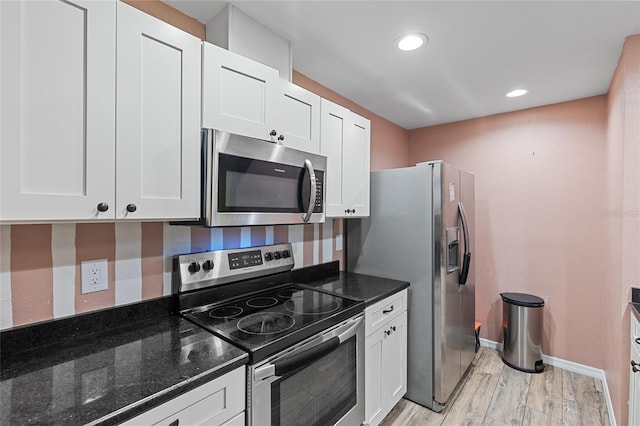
[174,243,295,292]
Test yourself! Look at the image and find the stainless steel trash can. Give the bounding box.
[501,292,544,373]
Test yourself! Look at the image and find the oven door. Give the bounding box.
[250,315,364,426]
[203,129,326,227]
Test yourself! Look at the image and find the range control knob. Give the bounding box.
[282,250,291,259]
[264,252,273,261]
[187,262,201,274]
[273,251,282,260]
[202,260,214,271]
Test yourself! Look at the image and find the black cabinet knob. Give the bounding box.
[385,330,391,336]
[126,203,137,213]
[97,202,109,212]
[391,326,397,332]
[187,262,200,274]
[202,260,214,271]
[270,129,277,137]
[278,134,285,141]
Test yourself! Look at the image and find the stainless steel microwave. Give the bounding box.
[200,129,326,227]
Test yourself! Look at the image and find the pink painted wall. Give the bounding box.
[604,34,640,425]
[408,97,608,368]
[293,71,410,170]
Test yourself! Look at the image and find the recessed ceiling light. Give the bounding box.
[397,33,428,51]
[506,89,528,98]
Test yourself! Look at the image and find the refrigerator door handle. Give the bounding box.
[458,201,471,285]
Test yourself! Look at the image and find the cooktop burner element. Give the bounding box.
[209,306,243,319]
[284,294,340,315]
[237,312,295,335]
[246,296,278,308]
[174,243,364,363]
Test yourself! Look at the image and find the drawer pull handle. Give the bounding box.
[383,305,394,314]
[169,419,179,426]
[632,360,640,373]
[635,337,640,345]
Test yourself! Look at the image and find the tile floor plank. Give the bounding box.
[526,364,563,419]
[562,370,600,406]
[522,407,562,426]
[440,372,499,426]
[563,399,605,426]
[380,348,611,426]
[484,365,531,424]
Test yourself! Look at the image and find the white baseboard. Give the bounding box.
[479,338,616,426]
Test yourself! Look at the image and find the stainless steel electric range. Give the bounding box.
[174,243,365,426]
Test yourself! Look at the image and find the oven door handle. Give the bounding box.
[274,336,340,376]
[254,316,363,381]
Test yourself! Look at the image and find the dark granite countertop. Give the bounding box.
[0,298,248,426]
[294,261,410,306]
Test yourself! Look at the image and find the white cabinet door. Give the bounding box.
[320,98,371,218]
[121,367,245,426]
[277,80,321,154]
[364,293,408,426]
[0,0,116,221]
[116,2,201,220]
[344,114,371,217]
[365,326,386,426]
[630,315,640,426]
[320,99,349,217]
[384,312,408,412]
[202,42,279,141]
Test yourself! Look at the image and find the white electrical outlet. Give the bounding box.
[81,259,108,294]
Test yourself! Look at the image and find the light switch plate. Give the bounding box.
[81,259,108,294]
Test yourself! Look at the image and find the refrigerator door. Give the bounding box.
[347,164,435,409]
[459,169,476,374]
[433,162,463,405]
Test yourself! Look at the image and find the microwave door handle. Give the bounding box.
[458,201,471,285]
[302,159,317,223]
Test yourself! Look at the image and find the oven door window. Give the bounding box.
[218,153,323,214]
[271,338,357,426]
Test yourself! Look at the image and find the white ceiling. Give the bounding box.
[166,1,640,130]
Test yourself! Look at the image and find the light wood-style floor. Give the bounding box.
[380,348,611,426]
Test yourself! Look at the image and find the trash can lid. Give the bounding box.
[500,292,544,307]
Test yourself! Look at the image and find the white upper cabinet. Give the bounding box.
[320,99,371,218]
[202,42,280,141]
[0,0,201,222]
[116,2,201,220]
[344,113,371,217]
[276,80,321,154]
[202,42,320,152]
[0,0,116,221]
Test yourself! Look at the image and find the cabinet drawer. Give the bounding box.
[122,367,245,426]
[365,289,407,336]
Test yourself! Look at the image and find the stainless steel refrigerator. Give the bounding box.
[347,161,475,412]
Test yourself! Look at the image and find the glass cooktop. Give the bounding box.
[182,284,361,362]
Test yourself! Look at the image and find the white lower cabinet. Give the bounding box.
[122,367,245,426]
[630,314,640,426]
[365,290,408,426]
